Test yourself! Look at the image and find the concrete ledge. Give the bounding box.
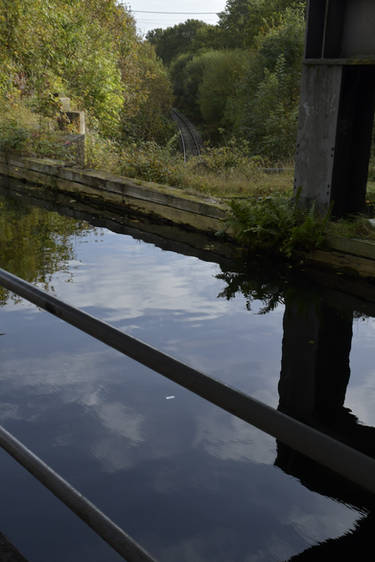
[307,249,375,279]
[326,235,375,260]
[0,153,227,235]
[0,178,239,268]
[309,235,375,278]
[4,152,375,279]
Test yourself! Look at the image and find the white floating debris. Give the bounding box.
[165,396,175,400]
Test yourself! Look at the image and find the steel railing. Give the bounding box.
[1,267,375,560]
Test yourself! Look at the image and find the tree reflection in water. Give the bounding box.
[216,263,288,314]
[0,193,92,305]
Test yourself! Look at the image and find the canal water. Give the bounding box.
[0,184,374,561]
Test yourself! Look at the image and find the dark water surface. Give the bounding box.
[0,186,374,561]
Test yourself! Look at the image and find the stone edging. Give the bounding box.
[307,236,375,279]
[0,153,228,235]
[2,152,375,279]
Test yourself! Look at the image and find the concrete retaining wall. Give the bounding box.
[307,235,375,279]
[0,153,227,235]
[3,152,375,280]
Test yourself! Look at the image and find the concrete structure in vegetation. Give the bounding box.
[57,96,86,166]
[295,0,375,216]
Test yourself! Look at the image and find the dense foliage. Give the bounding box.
[0,0,308,183]
[147,20,221,66]
[0,0,173,141]
[147,0,306,161]
[218,0,304,49]
[227,192,330,259]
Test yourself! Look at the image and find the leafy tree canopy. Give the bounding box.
[146,19,221,65]
[0,0,173,139]
[157,1,306,159]
[218,0,305,48]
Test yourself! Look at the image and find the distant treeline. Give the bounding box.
[147,0,306,161]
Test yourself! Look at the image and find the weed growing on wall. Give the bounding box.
[328,215,375,241]
[227,193,330,258]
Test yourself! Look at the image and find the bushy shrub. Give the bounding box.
[0,119,30,153]
[120,142,185,186]
[85,133,122,173]
[197,139,265,179]
[84,135,291,197]
[0,99,79,162]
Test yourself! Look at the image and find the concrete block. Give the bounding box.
[0,153,227,234]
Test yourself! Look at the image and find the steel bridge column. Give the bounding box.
[294,0,375,217]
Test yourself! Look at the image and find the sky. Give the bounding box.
[125,1,227,36]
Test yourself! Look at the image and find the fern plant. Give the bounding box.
[227,193,330,259]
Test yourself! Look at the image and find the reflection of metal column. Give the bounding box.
[295,0,375,217]
[276,295,366,510]
[0,531,27,561]
[276,294,375,510]
[279,299,353,425]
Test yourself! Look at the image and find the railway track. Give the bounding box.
[171,108,202,161]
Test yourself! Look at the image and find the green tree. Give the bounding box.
[122,43,174,144]
[146,20,220,65]
[169,52,195,114]
[198,50,248,138]
[0,0,175,143]
[218,0,304,48]
[228,6,305,159]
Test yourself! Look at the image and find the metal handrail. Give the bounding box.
[1,267,375,499]
[0,424,156,562]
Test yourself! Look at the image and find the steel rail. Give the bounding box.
[171,109,201,158]
[0,423,156,562]
[177,110,201,156]
[171,109,188,161]
[1,267,375,497]
[178,123,187,163]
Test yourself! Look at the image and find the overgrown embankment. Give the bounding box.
[0,0,174,146]
[0,0,306,190]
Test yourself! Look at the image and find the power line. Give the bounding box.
[137,18,218,23]
[132,10,219,15]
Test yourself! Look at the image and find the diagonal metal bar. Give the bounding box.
[0,424,156,562]
[1,267,375,498]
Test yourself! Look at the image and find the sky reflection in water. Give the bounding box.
[0,199,366,561]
